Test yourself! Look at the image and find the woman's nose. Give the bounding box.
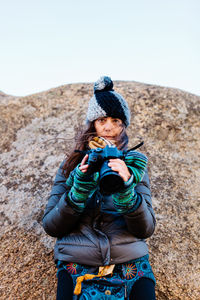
[104,120,113,130]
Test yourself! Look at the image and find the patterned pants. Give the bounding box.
[57,255,156,299]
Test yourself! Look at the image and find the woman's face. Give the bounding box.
[94,117,123,143]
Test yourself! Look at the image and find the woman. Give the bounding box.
[43,76,156,299]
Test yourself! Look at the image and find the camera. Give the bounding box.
[76,145,126,194]
[88,145,126,194]
[75,142,144,195]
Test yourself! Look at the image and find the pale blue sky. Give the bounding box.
[0,0,199,96]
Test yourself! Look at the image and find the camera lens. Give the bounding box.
[99,161,124,194]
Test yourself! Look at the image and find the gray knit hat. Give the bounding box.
[86,76,131,127]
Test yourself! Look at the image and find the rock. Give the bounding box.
[0,82,199,299]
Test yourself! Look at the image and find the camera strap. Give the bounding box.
[127,141,144,152]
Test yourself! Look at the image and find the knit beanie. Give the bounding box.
[86,76,131,127]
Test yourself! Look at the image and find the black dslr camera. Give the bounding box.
[75,142,143,195]
[87,145,125,194]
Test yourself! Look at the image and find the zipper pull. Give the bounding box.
[125,284,127,299]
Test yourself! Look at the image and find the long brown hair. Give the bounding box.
[62,121,129,178]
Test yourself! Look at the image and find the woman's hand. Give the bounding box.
[79,154,89,173]
[79,155,131,181]
[108,159,131,182]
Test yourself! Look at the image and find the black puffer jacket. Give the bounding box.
[42,162,156,266]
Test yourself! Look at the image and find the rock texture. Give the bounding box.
[0,82,199,299]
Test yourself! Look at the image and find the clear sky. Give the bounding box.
[1,0,199,96]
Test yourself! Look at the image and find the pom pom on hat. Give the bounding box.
[86,76,130,127]
[94,76,114,92]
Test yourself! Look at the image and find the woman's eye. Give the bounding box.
[113,119,121,124]
[98,118,106,123]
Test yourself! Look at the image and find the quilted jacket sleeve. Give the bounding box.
[42,161,81,238]
[124,170,156,239]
